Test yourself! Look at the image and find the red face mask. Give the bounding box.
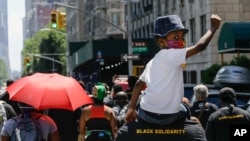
[167,40,186,49]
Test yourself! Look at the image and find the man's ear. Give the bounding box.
[158,38,165,47]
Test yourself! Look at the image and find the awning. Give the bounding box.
[218,22,250,53]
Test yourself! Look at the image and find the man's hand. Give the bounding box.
[211,14,221,30]
[125,108,137,123]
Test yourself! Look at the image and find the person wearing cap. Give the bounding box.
[125,14,221,125]
[0,80,21,115]
[190,84,218,129]
[103,84,123,107]
[79,83,117,141]
[205,87,250,141]
[112,91,129,128]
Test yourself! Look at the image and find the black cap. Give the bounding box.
[113,91,128,101]
[113,84,123,93]
[219,87,236,103]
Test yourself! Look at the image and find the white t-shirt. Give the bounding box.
[139,48,187,114]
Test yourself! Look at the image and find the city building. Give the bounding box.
[21,0,250,87]
[23,0,64,72]
[0,0,11,78]
[67,0,250,87]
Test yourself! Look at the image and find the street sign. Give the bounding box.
[121,54,140,61]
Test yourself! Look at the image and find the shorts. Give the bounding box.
[137,103,189,125]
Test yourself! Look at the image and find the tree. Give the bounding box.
[201,63,222,84]
[23,29,66,75]
[229,55,250,70]
[0,59,8,81]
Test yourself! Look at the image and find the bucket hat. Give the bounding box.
[151,15,188,38]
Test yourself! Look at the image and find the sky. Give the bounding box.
[7,0,25,72]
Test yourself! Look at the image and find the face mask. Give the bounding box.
[167,40,185,49]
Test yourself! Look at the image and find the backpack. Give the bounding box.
[11,114,44,141]
[0,100,7,131]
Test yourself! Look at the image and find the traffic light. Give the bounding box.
[51,10,58,29]
[58,12,66,29]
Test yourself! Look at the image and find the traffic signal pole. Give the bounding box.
[127,0,133,76]
[54,2,127,33]
[54,2,134,76]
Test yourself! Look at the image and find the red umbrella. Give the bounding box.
[7,73,93,111]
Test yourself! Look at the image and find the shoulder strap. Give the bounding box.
[198,102,208,120]
[11,114,44,140]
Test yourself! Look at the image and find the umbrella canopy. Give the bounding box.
[7,73,93,111]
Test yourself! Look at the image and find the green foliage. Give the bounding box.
[229,55,250,70]
[0,59,8,80]
[23,29,66,75]
[201,63,222,84]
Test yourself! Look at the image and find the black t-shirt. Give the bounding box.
[115,118,206,141]
[205,106,250,141]
[190,101,218,129]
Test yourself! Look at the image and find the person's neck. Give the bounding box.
[221,103,235,108]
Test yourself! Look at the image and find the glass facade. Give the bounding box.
[0,0,10,76]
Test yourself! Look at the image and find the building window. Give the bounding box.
[183,70,197,84]
[157,0,161,16]
[201,70,205,83]
[191,70,197,84]
[183,71,187,83]
[172,0,176,8]
[190,18,195,44]
[146,25,150,38]
[200,15,206,36]
[111,12,120,31]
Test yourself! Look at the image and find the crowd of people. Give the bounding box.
[1,13,250,141]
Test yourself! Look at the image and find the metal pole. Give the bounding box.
[27,54,64,65]
[127,0,133,76]
[55,2,135,75]
[54,2,127,34]
[54,2,128,76]
[52,57,55,72]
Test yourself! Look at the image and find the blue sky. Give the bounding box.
[8,0,25,72]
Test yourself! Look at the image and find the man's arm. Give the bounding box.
[109,109,118,138]
[1,135,10,141]
[48,130,60,141]
[125,80,145,123]
[186,14,221,58]
[79,108,88,141]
